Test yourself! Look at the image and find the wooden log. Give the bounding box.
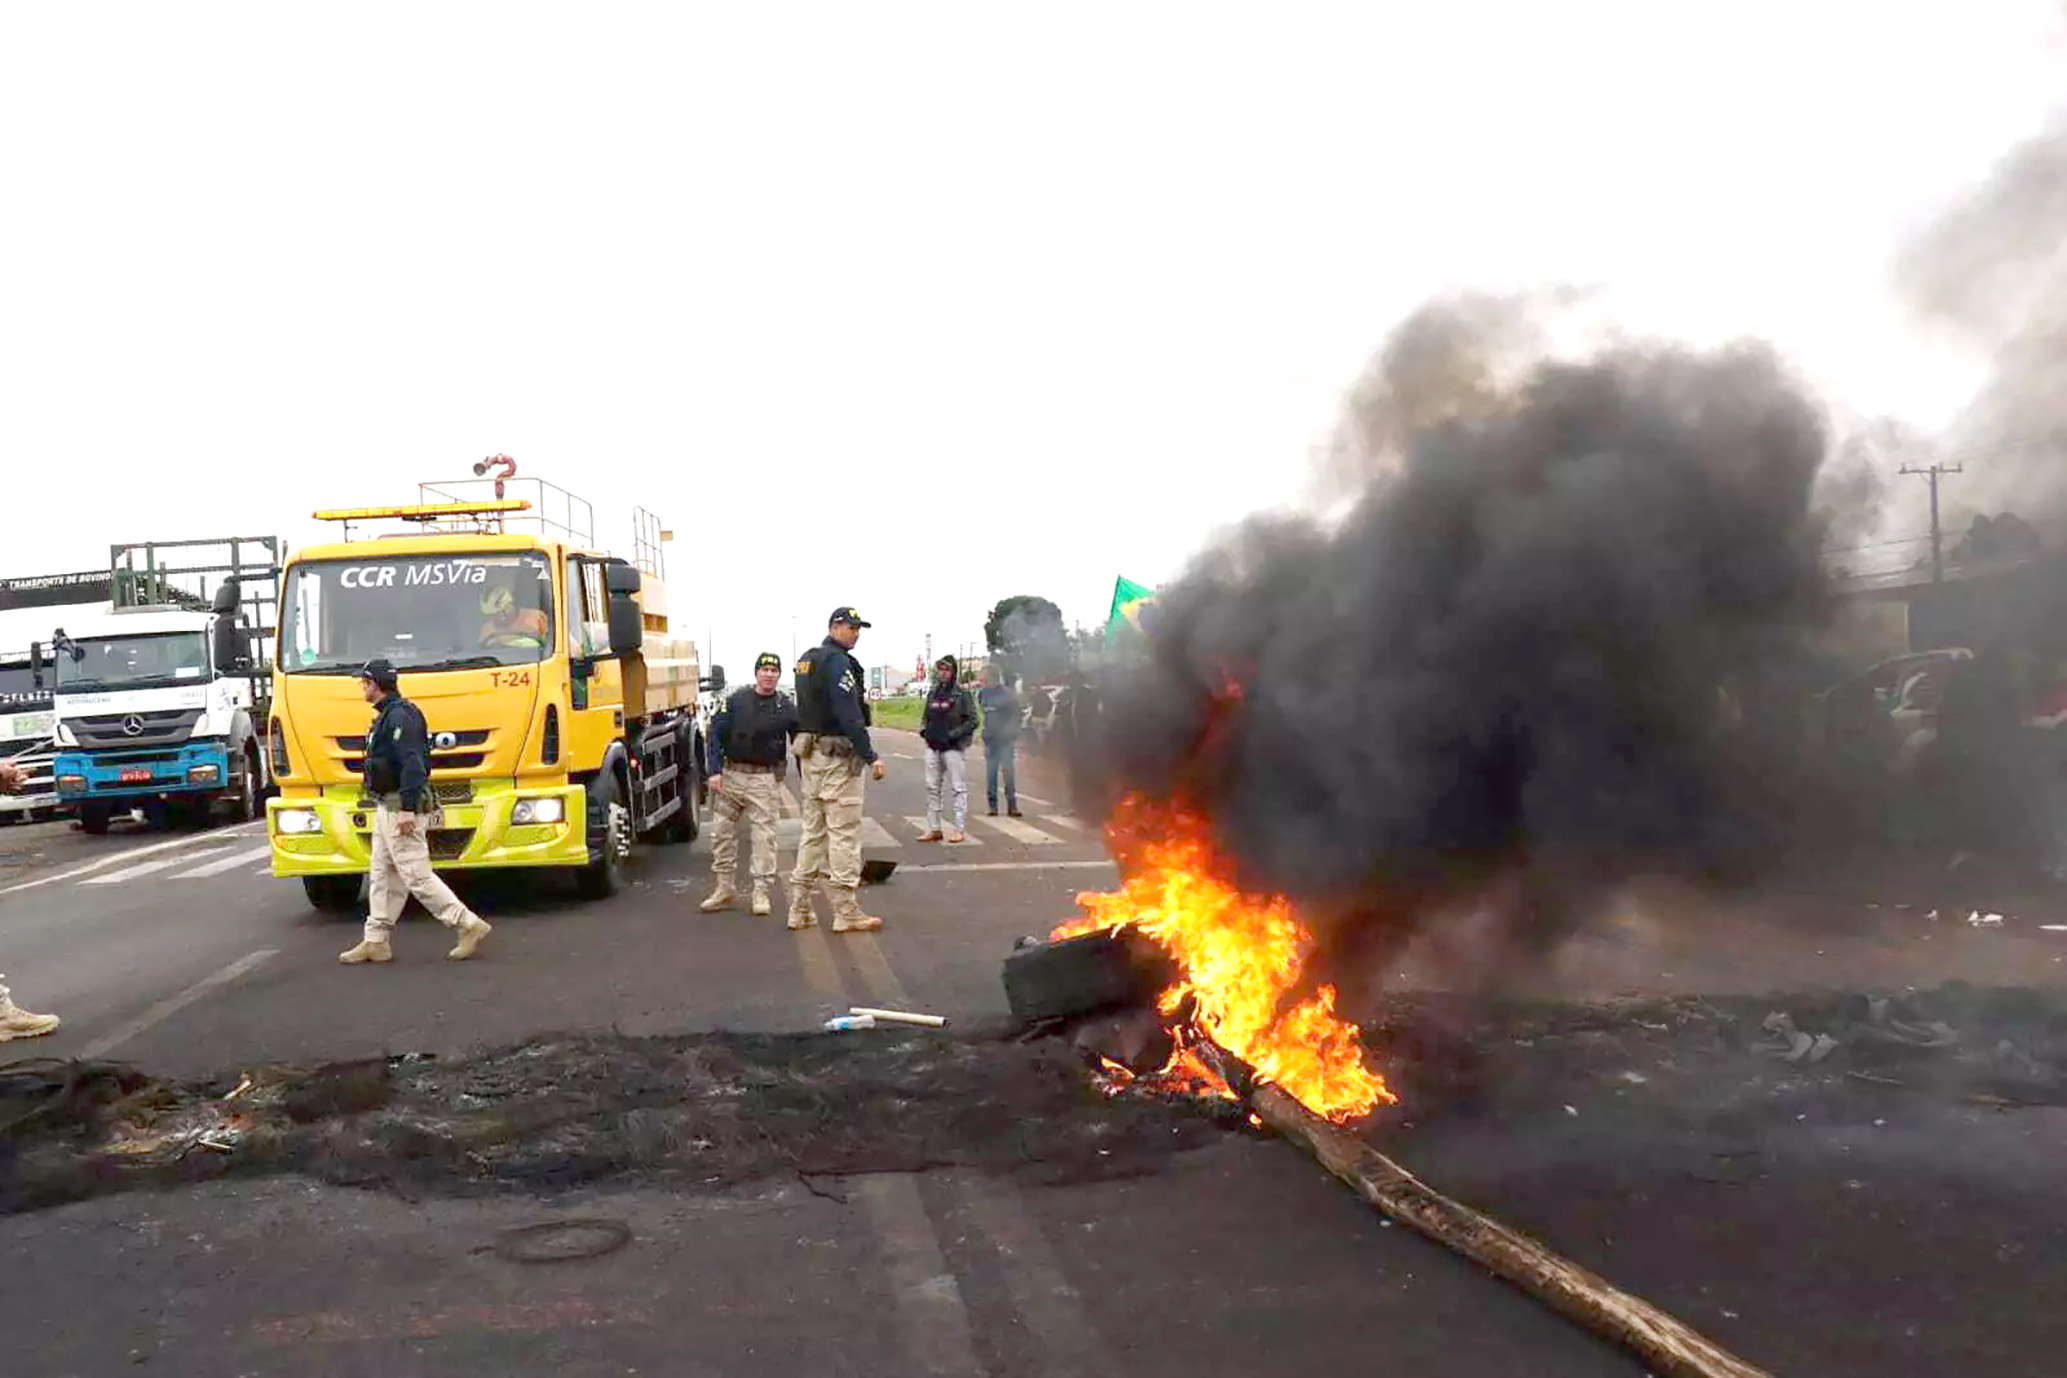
[1191,1037,1773,1378]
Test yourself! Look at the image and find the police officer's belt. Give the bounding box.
[801,733,857,757]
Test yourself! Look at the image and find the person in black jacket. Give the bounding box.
[699,652,798,916]
[976,664,1023,817]
[339,659,493,965]
[919,655,977,842]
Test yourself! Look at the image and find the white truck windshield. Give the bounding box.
[53,632,210,692]
[279,553,555,674]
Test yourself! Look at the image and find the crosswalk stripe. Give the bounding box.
[170,844,276,879]
[904,816,982,845]
[1044,814,1088,831]
[772,817,902,849]
[83,848,233,885]
[973,815,1062,845]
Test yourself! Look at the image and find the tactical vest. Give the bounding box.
[794,642,843,734]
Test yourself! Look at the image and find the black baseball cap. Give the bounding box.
[754,652,783,671]
[357,658,399,691]
[828,606,872,628]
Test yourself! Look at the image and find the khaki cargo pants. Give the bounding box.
[789,737,867,895]
[709,762,781,884]
[364,798,481,943]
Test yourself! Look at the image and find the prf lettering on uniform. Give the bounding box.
[339,563,488,590]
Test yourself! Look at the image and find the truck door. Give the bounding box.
[565,554,626,765]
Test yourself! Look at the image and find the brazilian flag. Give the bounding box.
[1105,576,1156,643]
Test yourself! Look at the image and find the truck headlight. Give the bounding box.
[275,808,322,835]
[188,764,221,784]
[56,774,86,792]
[511,797,564,825]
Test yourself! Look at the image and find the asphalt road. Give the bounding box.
[5,730,2067,1375]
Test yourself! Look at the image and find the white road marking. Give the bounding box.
[950,1175,1115,1378]
[856,1175,983,1378]
[170,844,276,879]
[0,822,266,897]
[1016,793,1057,808]
[83,847,234,885]
[846,933,914,1008]
[1043,814,1088,831]
[972,815,1062,845]
[773,817,900,849]
[904,816,980,845]
[77,948,279,1060]
[895,859,1118,874]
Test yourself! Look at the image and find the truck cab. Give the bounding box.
[267,472,705,911]
[48,540,279,833]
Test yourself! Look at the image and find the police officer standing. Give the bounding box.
[788,607,886,932]
[339,659,494,965]
[699,651,798,916]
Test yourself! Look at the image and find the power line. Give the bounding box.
[1899,462,1966,585]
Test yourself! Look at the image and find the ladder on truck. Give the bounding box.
[108,536,283,678]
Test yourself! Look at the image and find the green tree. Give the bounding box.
[983,595,1071,683]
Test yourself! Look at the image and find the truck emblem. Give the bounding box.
[120,715,144,737]
[433,730,458,750]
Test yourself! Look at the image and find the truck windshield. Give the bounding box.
[279,553,555,674]
[53,633,211,692]
[0,658,51,710]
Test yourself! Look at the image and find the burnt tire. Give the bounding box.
[1001,928,1178,1024]
[303,874,363,914]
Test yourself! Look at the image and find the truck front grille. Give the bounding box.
[427,829,472,861]
[66,709,204,748]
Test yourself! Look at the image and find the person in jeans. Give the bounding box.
[977,664,1023,817]
[918,655,977,842]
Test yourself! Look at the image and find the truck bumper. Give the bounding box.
[54,743,232,801]
[267,783,591,877]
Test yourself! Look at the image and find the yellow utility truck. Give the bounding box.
[266,470,706,911]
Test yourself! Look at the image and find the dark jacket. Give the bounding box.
[363,692,432,811]
[708,685,798,774]
[794,637,877,764]
[922,676,978,752]
[978,683,1021,744]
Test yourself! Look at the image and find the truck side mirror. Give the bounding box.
[701,666,726,693]
[212,616,241,673]
[211,577,242,616]
[605,561,642,596]
[607,593,644,656]
[29,641,43,689]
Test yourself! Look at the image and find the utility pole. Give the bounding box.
[1901,461,1964,584]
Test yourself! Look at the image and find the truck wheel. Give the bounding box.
[235,747,261,822]
[303,875,363,914]
[576,779,628,899]
[79,802,113,836]
[658,723,700,844]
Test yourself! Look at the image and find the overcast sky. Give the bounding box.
[3,3,2062,676]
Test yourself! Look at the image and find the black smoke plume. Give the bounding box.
[1074,301,1851,1001]
[1897,113,2067,521]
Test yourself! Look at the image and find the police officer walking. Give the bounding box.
[788,607,886,933]
[699,651,798,916]
[339,659,494,965]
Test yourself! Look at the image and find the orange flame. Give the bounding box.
[1055,800,1394,1122]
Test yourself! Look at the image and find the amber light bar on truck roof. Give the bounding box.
[312,499,533,524]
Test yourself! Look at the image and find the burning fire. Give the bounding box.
[1055,800,1394,1122]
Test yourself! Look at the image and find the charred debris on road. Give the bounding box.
[0,1025,1240,1216]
